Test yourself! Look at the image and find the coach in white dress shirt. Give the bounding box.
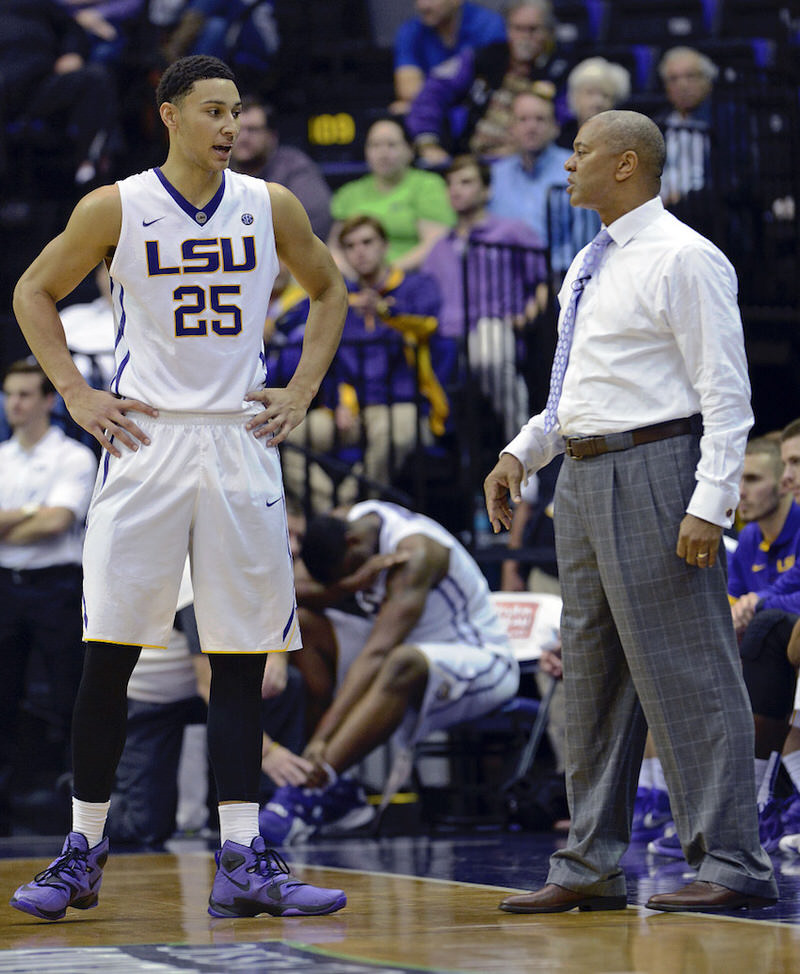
[485,110,778,914]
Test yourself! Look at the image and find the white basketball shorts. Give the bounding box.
[82,410,301,654]
[325,608,519,744]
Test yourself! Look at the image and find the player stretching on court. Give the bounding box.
[10,56,348,920]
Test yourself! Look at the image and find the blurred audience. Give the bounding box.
[328,117,455,273]
[557,55,631,149]
[283,215,445,512]
[392,0,506,114]
[231,95,332,240]
[0,360,97,835]
[488,88,570,243]
[0,0,121,189]
[406,0,569,167]
[423,153,546,439]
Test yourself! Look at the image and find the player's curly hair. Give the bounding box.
[156,55,236,107]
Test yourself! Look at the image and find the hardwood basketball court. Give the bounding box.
[2,832,799,973]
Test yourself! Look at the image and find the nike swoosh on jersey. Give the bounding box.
[142,217,165,227]
[266,497,282,507]
[752,564,767,572]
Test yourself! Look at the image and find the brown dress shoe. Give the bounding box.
[499,883,627,914]
[646,880,777,913]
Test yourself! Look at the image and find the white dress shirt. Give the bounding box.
[0,426,98,569]
[504,196,752,528]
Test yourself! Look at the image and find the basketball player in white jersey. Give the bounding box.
[10,56,348,920]
[259,500,520,844]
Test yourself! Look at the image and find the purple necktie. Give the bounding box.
[543,228,613,433]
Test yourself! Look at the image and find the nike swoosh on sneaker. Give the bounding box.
[142,217,165,227]
[225,875,251,891]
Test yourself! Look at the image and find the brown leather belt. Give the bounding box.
[564,415,701,460]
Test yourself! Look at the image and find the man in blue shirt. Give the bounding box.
[488,89,571,245]
[393,0,506,113]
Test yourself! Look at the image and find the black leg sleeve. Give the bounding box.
[71,642,141,802]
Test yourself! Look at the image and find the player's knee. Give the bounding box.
[377,645,428,700]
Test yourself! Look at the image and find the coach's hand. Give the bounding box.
[65,386,157,457]
[245,385,311,444]
[484,453,524,533]
[676,513,723,568]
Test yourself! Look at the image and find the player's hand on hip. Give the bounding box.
[65,387,157,457]
[484,453,524,533]
[676,513,723,568]
[245,386,309,444]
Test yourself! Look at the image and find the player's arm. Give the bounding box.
[308,536,448,746]
[245,184,347,444]
[13,186,157,455]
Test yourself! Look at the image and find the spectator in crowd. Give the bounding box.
[159,0,280,92]
[0,360,97,835]
[258,500,519,843]
[283,215,446,512]
[392,0,506,114]
[557,56,631,150]
[406,0,570,167]
[488,89,571,244]
[485,109,777,914]
[328,117,455,273]
[58,1,146,64]
[231,96,333,240]
[423,153,547,439]
[0,0,121,188]
[656,46,718,211]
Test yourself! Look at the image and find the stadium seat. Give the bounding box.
[605,0,714,45]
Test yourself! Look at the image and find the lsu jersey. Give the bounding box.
[107,168,279,411]
[346,500,513,656]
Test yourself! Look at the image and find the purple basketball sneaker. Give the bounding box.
[10,831,108,920]
[208,835,346,918]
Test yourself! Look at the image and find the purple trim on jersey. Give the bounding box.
[259,348,268,386]
[113,282,126,349]
[438,574,482,645]
[154,167,226,225]
[282,604,296,641]
[101,440,113,487]
[111,350,130,394]
[82,594,88,629]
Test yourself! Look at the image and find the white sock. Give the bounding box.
[71,798,110,848]
[218,802,260,847]
[754,757,770,793]
[651,758,667,793]
[638,758,654,790]
[783,749,800,793]
[757,752,781,811]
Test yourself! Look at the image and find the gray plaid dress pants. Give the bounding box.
[546,432,777,899]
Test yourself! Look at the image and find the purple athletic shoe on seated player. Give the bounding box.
[10,831,108,920]
[207,835,346,917]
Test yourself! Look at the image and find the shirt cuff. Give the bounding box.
[686,480,738,529]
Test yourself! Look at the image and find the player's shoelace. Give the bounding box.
[34,846,88,887]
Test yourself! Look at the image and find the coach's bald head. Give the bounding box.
[566,110,665,224]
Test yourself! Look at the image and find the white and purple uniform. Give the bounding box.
[329,501,519,744]
[82,168,300,654]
